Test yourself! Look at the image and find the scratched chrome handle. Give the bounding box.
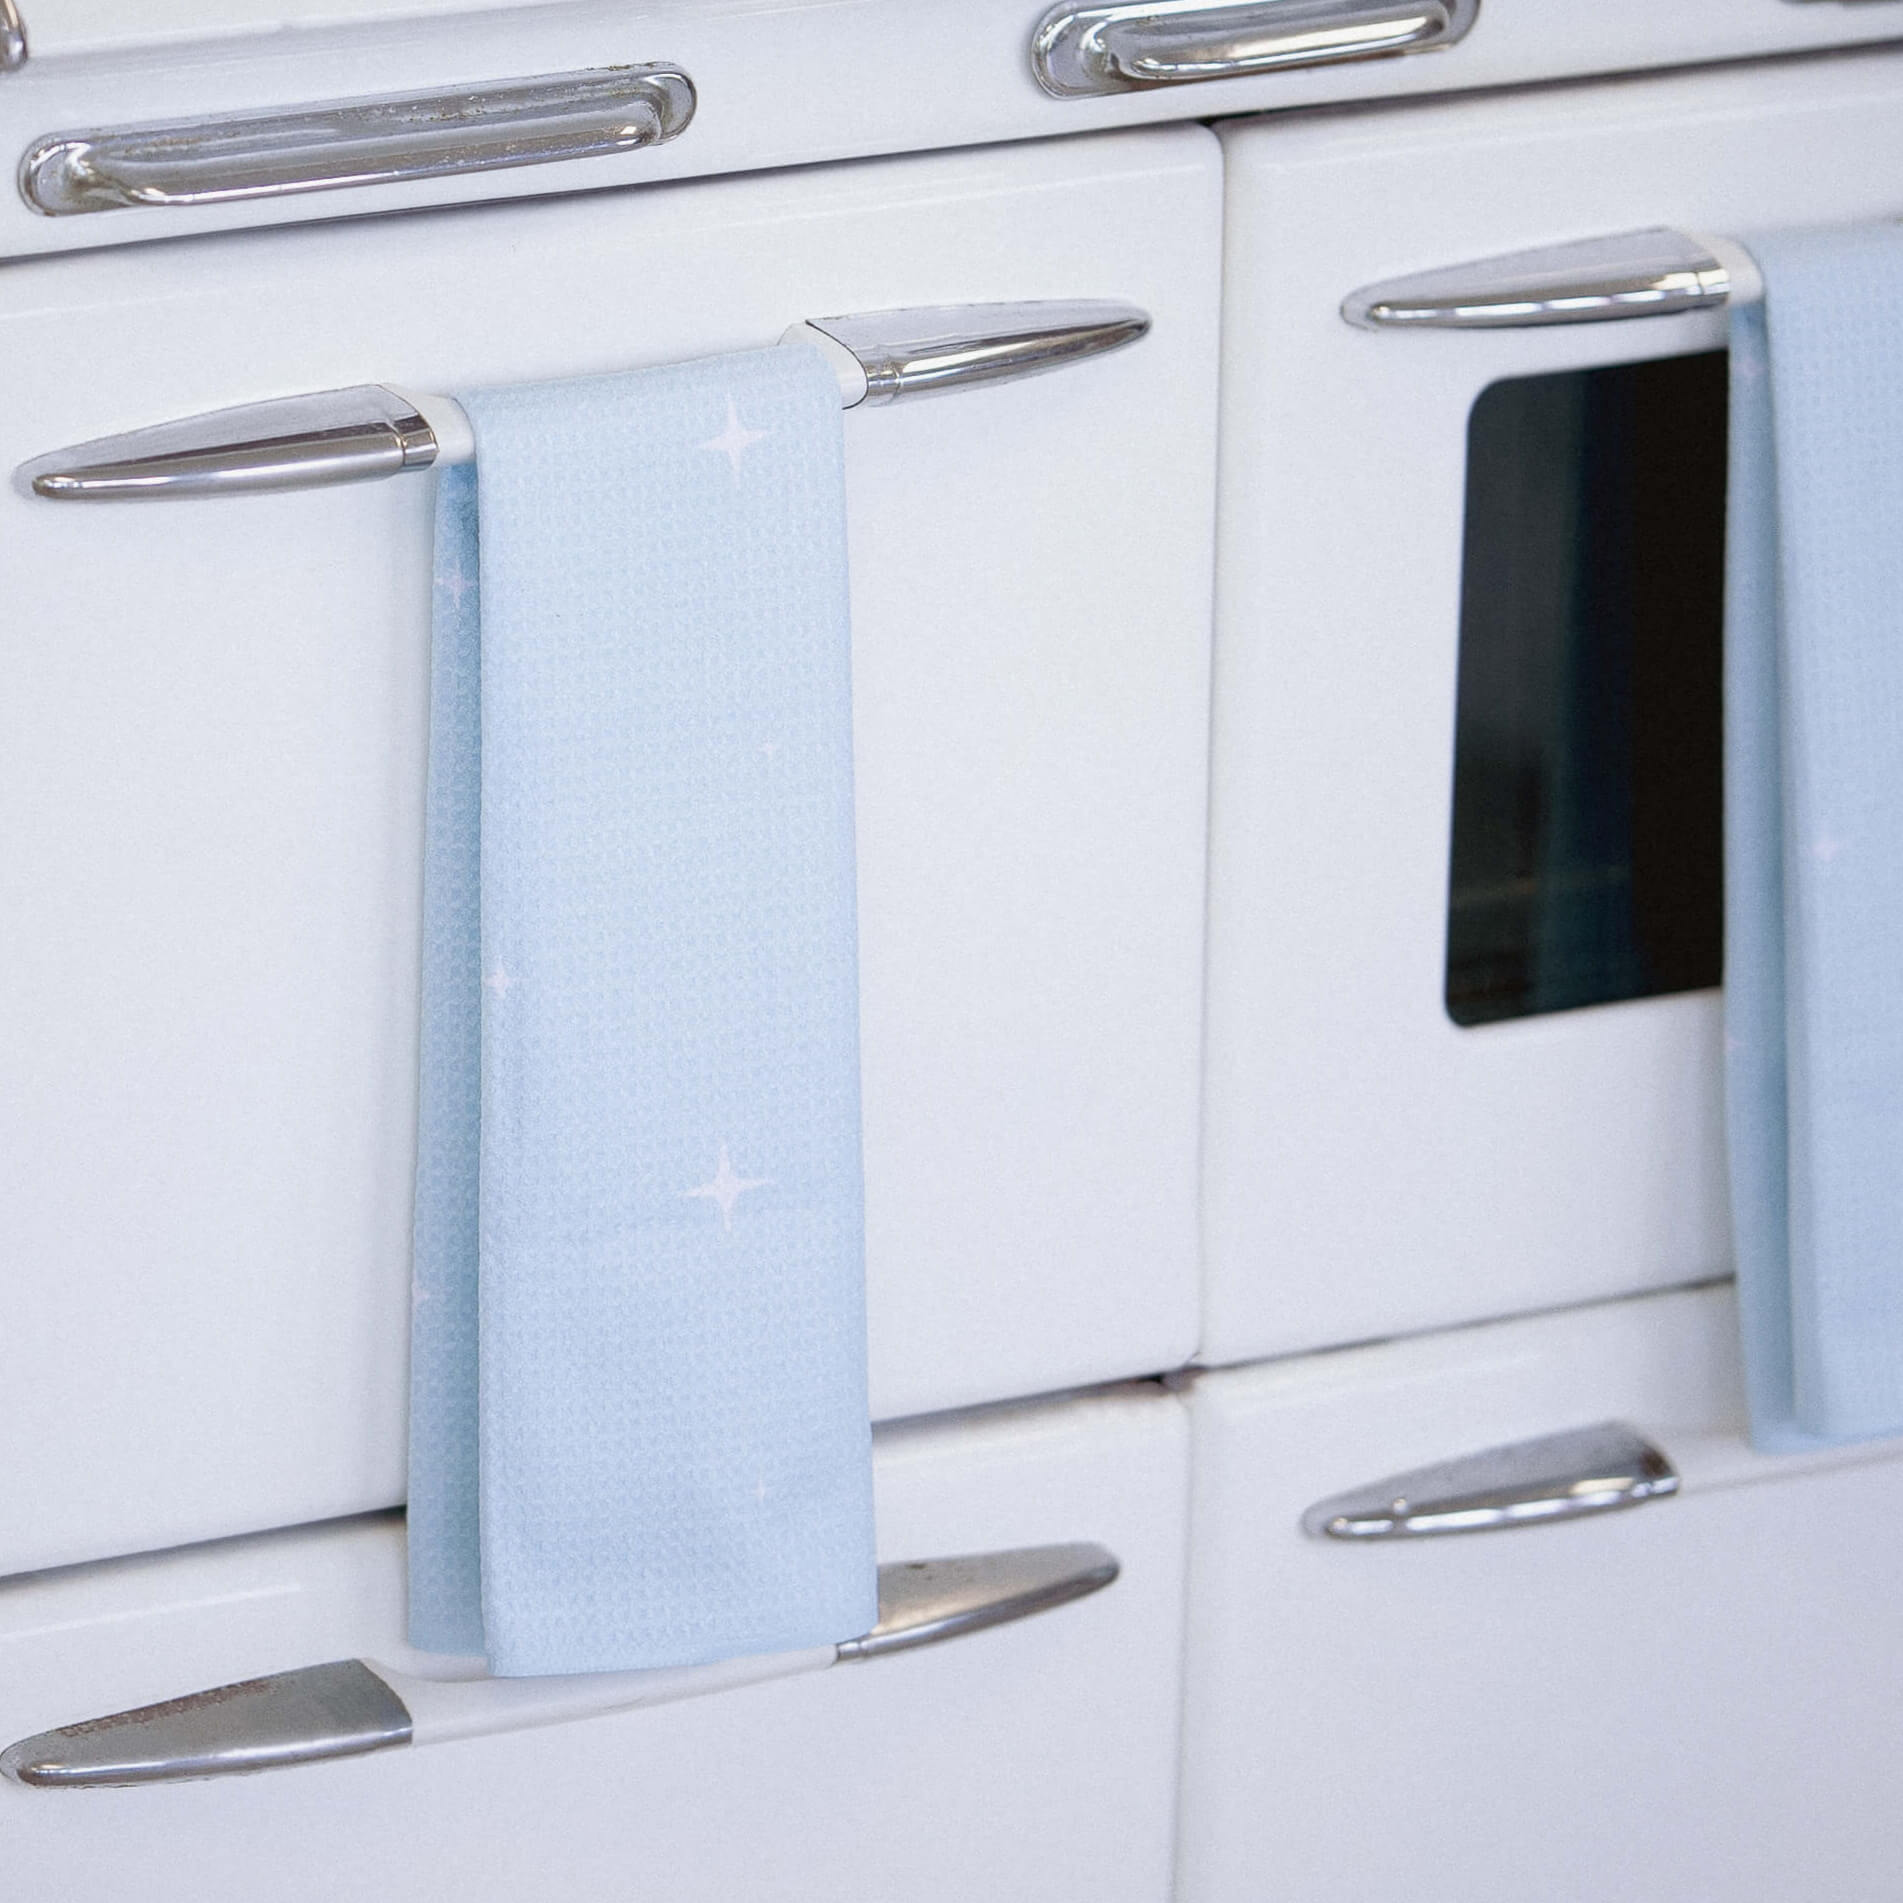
[1302,1422,1679,1541]
[0,1543,1119,1786]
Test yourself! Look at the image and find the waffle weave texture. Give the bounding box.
[408,346,876,1673]
[1727,226,1903,1446]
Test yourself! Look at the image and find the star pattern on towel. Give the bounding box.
[683,1145,772,1231]
[1812,833,1848,864]
[701,398,769,474]
[485,964,514,998]
[437,561,476,610]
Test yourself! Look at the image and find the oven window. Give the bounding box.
[1445,350,1726,1028]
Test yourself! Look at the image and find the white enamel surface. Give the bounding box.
[1177,1285,1903,1901]
[0,128,1214,1576]
[1203,51,1903,1364]
[0,1386,1188,1903]
[384,1644,837,1745]
[0,2,1899,258]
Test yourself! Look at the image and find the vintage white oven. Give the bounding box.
[0,126,1220,1576]
[1,3,1902,1896]
[1177,1283,1903,1902]
[1203,46,1903,1362]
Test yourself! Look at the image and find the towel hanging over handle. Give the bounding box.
[1341,227,1764,329]
[14,300,1150,501]
[0,1543,1120,1787]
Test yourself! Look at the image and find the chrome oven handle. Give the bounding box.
[1030,0,1479,97]
[1341,227,1756,329]
[0,1544,1120,1786]
[18,64,695,217]
[15,301,1151,501]
[1302,1422,1679,1541]
[20,385,445,502]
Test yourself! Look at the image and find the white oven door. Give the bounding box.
[1178,1285,1903,1902]
[0,126,1215,1579]
[1204,48,1903,1363]
[0,1,1899,262]
[0,1385,1187,1903]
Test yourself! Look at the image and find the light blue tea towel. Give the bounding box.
[1726,225,1903,1447]
[408,346,878,1674]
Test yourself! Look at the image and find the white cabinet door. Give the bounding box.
[1204,49,1903,1364]
[0,2,1899,260]
[0,126,1214,1578]
[1179,1285,1903,1903]
[0,1385,1187,1903]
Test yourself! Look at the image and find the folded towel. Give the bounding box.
[1726,226,1903,1447]
[408,346,877,1673]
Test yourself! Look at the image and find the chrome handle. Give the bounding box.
[0,0,25,74]
[19,65,695,217]
[1343,227,1738,329]
[1301,1422,1678,1541]
[836,1540,1119,1660]
[0,1542,1120,1787]
[1030,0,1478,97]
[16,300,1150,502]
[792,301,1149,407]
[0,1661,413,1788]
[21,386,443,501]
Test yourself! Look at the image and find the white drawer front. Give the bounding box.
[1204,50,1903,1363]
[0,3,1897,259]
[1179,1286,1903,1902]
[0,1385,1187,1902]
[0,127,1214,1577]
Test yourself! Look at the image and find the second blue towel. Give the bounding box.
[1727,225,1903,1447]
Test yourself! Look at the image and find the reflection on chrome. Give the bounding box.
[1302,1422,1679,1540]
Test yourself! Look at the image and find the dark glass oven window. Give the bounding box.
[1445,351,1726,1027]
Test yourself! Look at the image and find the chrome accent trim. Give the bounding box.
[20,301,1150,499]
[0,0,25,72]
[1030,0,1478,97]
[19,64,694,217]
[1303,1422,1679,1541]
[17,386,437,500]
[837,1542,1120,1659]
[804,301,1149,406]
[0,1545,1119,1785]
[0,1660,412,1788]
[1343,227,1732,330]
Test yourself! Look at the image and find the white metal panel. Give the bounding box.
[1178,1286,1903,1903]
[0,127,1214,1577]
[1203,50,1903,1364]
[0,3,1898,258]
[0,1384,1188,1903]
